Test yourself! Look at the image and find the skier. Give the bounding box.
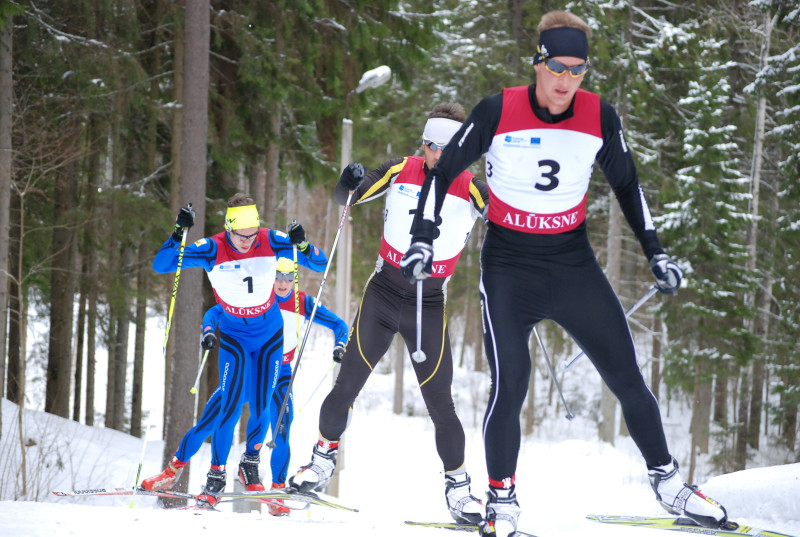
[288,103,490,525]
[400,11,728,537]
[151,194,326,508]
[142,259,347,515]
[264,257,349,515]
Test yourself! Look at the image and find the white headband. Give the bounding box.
[422,117,462,145]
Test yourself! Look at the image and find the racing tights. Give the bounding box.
[319,263,466,471]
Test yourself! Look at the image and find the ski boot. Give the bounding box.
[195,467,226,509]
[445,471,484,524]
[267,482,291,516]
[288,440,338,493]
[479,485,521,537]
[238,453,265,492]
[648,457,727,528]
[140,456,186,491]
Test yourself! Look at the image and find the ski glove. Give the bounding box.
[649,253,682,294]
[339,163,366,191]
[173,205,196,241]
[332,345,345,363]
[400,219,436,283]
[200,331,217,351]
[287,221,310,254]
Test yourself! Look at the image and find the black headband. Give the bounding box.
[534,27,589,64]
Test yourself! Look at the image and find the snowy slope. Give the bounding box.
[1,318,799,537]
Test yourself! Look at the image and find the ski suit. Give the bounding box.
[153,229,327,467]
[270,289,348,484]
[321,155,489,472]
[413,85,672,486]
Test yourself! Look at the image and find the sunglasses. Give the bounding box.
[275,271,294,282]
[543,58,590,78]
[230,229,259,241]
[423,139,447,152]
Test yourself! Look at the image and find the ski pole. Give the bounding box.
[561,285,659,371]
[132,203,192,502]
[299,361,337,411]
[267,192,355,449]
[292,236,301,372]
[533,325,575,420]
[190,349,210,395]
[411,280,426,362]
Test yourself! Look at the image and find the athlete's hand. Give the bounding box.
[287,221,309,253]
[200,331,217,351]
[332,345,345,363]
[173,205,195,240]
[401,220,435,283]
[649,253,682,294]
[339,163,366,191]
[401,242,434,283]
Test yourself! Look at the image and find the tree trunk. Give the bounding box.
[523,336,537,436]
[599,191,622,444]
[162,0,209,499]
[131,241,149,438]
[45,160,77,418]
[83,116,100,427]
[734,366,751,471]
[713,362,729,424]
[650,315,662,402]
[393,336,404,415]
[165,0,185,436]
[0,19,12,432]
[73,266,87,422]
[6,190,22,405]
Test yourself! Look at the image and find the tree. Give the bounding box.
[161,0,209,497]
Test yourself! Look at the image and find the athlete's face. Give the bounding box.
[534,55,587,115]
[229,226,258,253]
[274,272,293,297]
[422,141,444,169]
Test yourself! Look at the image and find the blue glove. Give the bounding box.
[173,205,195,240]
[649,253,682,294]
[339,163,366,191]
[400,220,435,283]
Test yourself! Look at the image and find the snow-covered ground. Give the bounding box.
[1,316,799,537]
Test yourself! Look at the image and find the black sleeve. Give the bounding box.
[333,157,405,206]
[412,92,503,236]
[596,100,664,260]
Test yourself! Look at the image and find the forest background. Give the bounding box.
[0,0,797,500]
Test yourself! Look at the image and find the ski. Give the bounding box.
[220,489,358,512]
[52,487,195,501]
[52,487,355,512]
[587,514,797,537]
[404,520,539,537]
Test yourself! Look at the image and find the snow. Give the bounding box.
[1,324,799,537]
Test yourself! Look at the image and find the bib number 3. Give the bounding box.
[487,159,560,191]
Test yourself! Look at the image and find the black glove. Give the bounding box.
[200,331,217,351]
[339,163,366,191]
[287,221,309,253]
[649,253,682,294]
[400,220,435,283]
[172,205,195,241]
[332,345,345,363]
